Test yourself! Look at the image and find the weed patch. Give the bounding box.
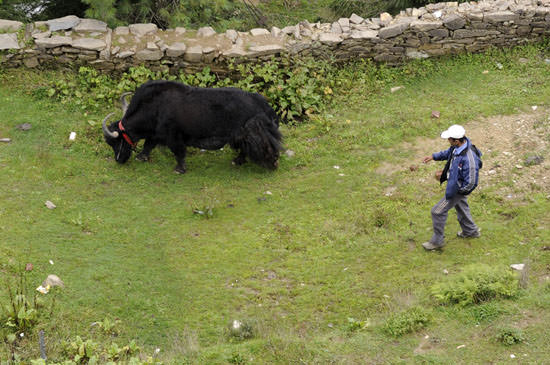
[495,327,526,346]
[468,302,507,323]
[382,307,430,337]
[431,264,519,306]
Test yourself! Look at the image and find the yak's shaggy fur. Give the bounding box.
[103,80,282,173]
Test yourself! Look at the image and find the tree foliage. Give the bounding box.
[83,0,239,29]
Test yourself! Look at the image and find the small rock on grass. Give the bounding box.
[43,274,64,288]
[16,123,32,131]
[524,155,544,166]
[431,110,440,118]
[45,201,56,209]
[0,138,11,143]
[510,264,525,271]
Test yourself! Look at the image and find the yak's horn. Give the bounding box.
[102,112,119,138]
[120,92,132,115]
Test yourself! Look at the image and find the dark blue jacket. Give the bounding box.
[432,137,482,200]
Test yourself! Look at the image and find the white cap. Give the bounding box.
[441,124,465,139]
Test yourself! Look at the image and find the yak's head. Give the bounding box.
[102,113,133,163]
[102,92,133,163]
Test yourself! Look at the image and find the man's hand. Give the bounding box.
[422,156,433,163]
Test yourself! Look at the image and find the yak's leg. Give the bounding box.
[136,139,157,161]
[232,150,247,166]
[169,145,187,174]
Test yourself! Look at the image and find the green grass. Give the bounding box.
[1,44,550,363]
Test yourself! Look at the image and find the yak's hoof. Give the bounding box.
[174,166,186,174]
[136,154,149,162]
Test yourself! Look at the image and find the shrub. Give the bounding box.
[346,317,370,333]
[431,264,519,306]
[469,302,505,323]
[226,320,255,342]
[1,272,53,335]
[495,327,525,346]
[383,307,430,337]
[43,58,334,123]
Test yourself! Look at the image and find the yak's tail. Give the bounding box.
[236,114,282,169]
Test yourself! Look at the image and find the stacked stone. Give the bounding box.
[0,0,549,72]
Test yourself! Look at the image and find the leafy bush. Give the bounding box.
[431,264,519,306]
[1,272,53,335]
[346,317,370,333]
[469,302,506,323]
[226,320,254,342]
[329,0,470,18]
[495,327,525,346]
[43,58,334,123]
[62,335,148,363]
[383,307,430,337]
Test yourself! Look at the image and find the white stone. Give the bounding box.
[0,19,23,32]
[183,45,203,62]
[411,20,442,32]
[166,42,186,57]
[73,18,108,33]
[42,274,64,288]
[225,29,239,43]
[331,22,342,34]
[406,50,429,59]
[248,44,284,56]
[72,38,106,51]
[250,28,270,36]
[129,23,158,36]
[35,36,72,49]
[135,49,163,61]
[350,30,378,39]
[0,33,20,50]
[338,17,350,30]
[350,13,364,24]
[319,33,343,44]
[281,26,295,35]
[146,41,158,50]
[271,26,282,38]
[197,26,216,37]
[116,51,134,58]
[510,264,525,271]
[47,15,80,31]
[32,31,51,39]
[222,46,248,57]
[45,201,56,209]
[380,12,393,24]
[114,26,129,35]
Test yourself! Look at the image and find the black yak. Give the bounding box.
[102,80,282,173]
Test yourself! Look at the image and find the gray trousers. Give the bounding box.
[430,194,478,245]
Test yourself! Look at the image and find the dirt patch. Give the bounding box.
[379,108,550,198]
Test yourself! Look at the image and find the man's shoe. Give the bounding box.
[457,230,481,238]
[422,241,445,250]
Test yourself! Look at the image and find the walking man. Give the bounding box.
[422,124,482,250]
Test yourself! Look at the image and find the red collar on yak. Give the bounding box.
[118,120,136,148]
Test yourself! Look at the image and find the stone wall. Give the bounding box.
[1,0,549,74]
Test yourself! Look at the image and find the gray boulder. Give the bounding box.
[47,15,80,31]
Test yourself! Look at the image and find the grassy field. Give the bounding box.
[1,45,550,363]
